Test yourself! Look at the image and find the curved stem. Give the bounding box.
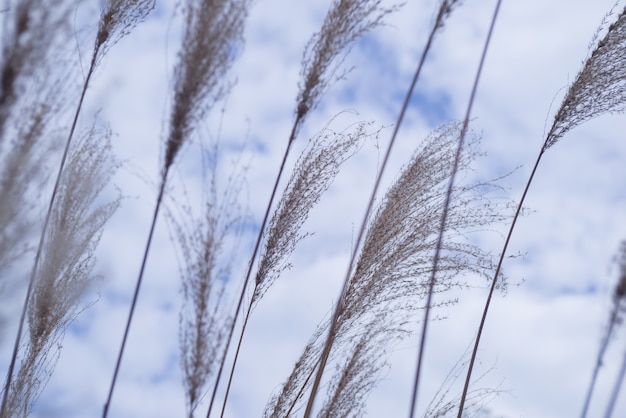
[604,347,626,418]
[457,148,544,417]
[218,300,252,417]
[302,12,440,418]
[0,48,98,417]
[102,168,168,418]
[581,309,617,417]
[408,1,502,416]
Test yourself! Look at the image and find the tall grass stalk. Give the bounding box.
[1,1,154,415]
[460,5,626,417]
[605,345,626,417]
[103,0,249,415]
[210,1,398,415]
[409,0,502,416]
[0,2,78,414]
[586,240,626,418]
[301,1,463,416]
[2,127,121,418]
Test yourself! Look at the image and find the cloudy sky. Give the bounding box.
[3,0,626,417]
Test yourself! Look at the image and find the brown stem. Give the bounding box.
[457,147,544,417]
[301,10,441,418]
[102,168,169,418]
[0,46,99,417]
[409,0,502,416]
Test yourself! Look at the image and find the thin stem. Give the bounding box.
[581,310,618,418]
[0,48,99,417]
[218,300,252,417]
[604,347,626,418]
[302,13,440,418]
[102,169,168,418]
[409,1,502,416]
[206,124,298,418]
[457,151,544,417]
[285,356,323,417]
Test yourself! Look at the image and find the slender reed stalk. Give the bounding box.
[301,1,463,416]
[605,346,626,417]
[409,0,503,416]
[2,127,121,418]
[0,2,79,414]
[460,5,626,417]
[1,1,154,415]
[584,240,626,418]
[103,0,249,415]
[210,1,398,415]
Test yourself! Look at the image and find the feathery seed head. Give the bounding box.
[265,122,509,415]
[3,126,121,417]
[434,0,463,30]
[0,1,75,138]
[170,142,245,414]
[252,117,377,307]
[95,0,155,61]
[293,0,399,139]
[544,6,626,151]
[164,0,249,171]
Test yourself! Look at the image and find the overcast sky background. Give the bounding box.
[2,0,626,417]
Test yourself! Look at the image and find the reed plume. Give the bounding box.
[0,0,75,140]
[266,123,508,417]
[1,127,120,418]
[0,0,76,279]
[1,1,154,415]
[171,140,246,416]
[293,0,399,137]
[220,117,378,416]
[94,0,156,64]
[0,102,52,277]
[104,0,250,414]
[316,319,388,418]
[460,4,626,415]
[544,5,626,151]
[0,3,81,412]
[263,326,326,418]
[165,0,249,171]
[252,119,375,306]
